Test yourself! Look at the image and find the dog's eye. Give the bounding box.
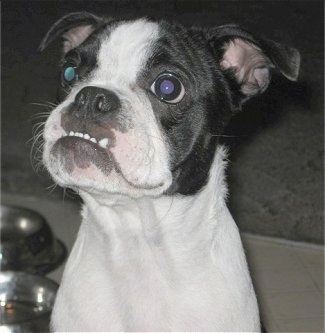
[62,64,78,84]
[150,73,185,104]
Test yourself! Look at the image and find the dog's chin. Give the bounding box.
[46,136,171,198]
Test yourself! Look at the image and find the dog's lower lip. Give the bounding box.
[52,136,115,174]
[58,135,108,151]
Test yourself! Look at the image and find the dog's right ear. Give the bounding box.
[204,24,300,106]
[39,12,104,54]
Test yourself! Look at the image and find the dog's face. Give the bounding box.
[40,13,299,198]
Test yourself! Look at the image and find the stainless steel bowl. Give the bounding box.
[0,271,58,333]
[0,205,66,274]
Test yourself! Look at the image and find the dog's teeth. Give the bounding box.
[67,131,101,145]
[98,138,109,148]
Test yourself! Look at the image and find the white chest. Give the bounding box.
[51,200,260,332]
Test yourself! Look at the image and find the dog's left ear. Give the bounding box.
[205,24,300,102]
[39,12,105,54]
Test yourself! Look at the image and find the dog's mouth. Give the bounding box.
[52,128,116,176]
[63,130,112,149]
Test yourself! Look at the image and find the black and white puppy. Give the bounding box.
[40,12,299,332]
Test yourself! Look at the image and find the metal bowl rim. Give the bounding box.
[0,271,58,326]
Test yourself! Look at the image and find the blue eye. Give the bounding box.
[62,65,77,83]
[151,73,185,104]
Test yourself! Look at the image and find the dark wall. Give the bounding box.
[1,1,324,243]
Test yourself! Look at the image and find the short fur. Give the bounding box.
[40,12,299,331]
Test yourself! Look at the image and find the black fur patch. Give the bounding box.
[138,21,234,194]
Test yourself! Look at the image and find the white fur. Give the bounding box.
[51,147,260,332]
[95,19,158,85]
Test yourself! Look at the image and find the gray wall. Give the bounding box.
[1,1,324,243]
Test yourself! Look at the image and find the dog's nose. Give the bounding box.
[74,86,120,118]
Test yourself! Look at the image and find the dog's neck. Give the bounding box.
[78,146,228,238]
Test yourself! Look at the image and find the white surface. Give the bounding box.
[242,233,324,332]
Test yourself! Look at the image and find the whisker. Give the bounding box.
[211,134,239,138]
[29,122,45,173]
[30,101,57,120]
[46,182,59,194]
[31,121,45,136]
[30,113,51,120]
[28,102,52,174]
[30,143,44,173]
[30,101,58,108]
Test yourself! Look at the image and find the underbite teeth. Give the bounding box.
[98,138,109,148]
[64,131,109,148]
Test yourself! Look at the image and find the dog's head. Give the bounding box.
[40,12,299,197]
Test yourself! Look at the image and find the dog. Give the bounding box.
[40,12,299,332]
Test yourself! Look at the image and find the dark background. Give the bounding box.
[1,1,324,243]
